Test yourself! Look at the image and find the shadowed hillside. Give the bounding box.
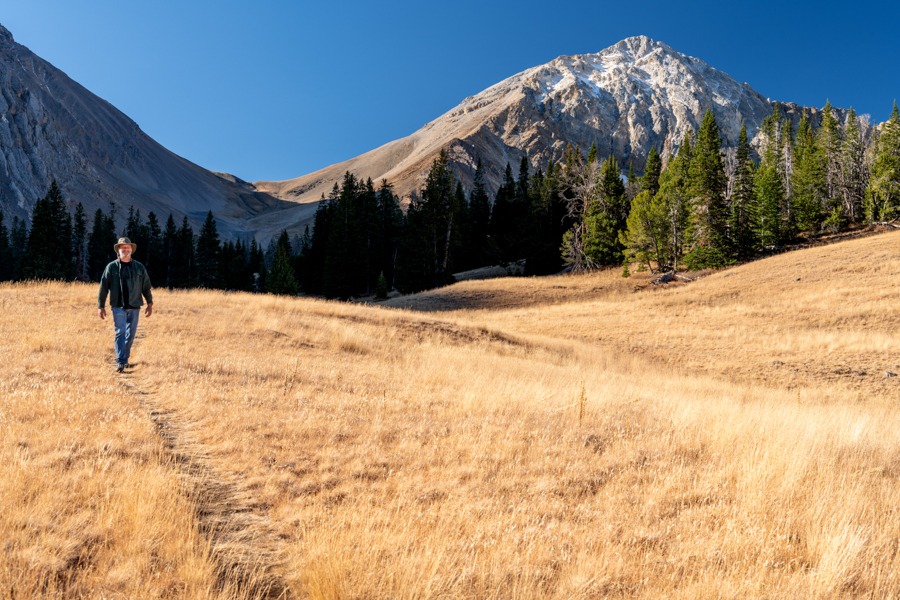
[0,23,294,240]
[2,231,898,598]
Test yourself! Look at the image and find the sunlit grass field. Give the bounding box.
[2,230,898,599]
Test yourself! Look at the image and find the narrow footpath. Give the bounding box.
[117,371,293,599]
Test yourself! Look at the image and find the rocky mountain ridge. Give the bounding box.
[0,24,303,239]
[1,27,866,241]
[256,36,857,216]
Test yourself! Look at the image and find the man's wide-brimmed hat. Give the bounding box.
[114,237,136,253]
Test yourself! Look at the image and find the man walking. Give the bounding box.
[98,237,153,372]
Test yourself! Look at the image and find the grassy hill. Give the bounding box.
[2,231,898,599]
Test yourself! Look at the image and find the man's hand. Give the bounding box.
[98,307,106,320]
[145,304,153,317]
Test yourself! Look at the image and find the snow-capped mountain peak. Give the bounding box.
[257,36,853,229]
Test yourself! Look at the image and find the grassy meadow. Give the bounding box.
[1,230,898,599]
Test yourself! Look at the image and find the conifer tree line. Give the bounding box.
[300,152,571,297]
[619,102,900,273]
[0,181,269,291]
[299,101,898,295]
[2,102,898,295]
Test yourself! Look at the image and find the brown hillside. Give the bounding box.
[387,230,900,402]
[1,230,897,598]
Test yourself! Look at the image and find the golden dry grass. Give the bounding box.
[1,230,898,599]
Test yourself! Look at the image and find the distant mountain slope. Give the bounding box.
[1,27,867,241]
[256,36,856,215]
[0,24,292,239]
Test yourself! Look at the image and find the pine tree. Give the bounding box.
[220,240,236,289]
[124,206,148,254]
[171,217,195,288]
[275,229,294,258]
[527,160,567,275]
[322,172,360,298]
[160,214,178,288]
[195,211,222,288]
[656,133,693,271]
[319,173,388,297]
[641,146,662,197]
[23,181,72,280]
[374,271,389,300]
[267,242,300,295]
[22,191,54,280]
[236,238,255,291]
[520,166,547,274]
[753,161,785,247]
[620,189,670,272]
[506,156,533,262]
[372,180,402,292]
[249,238,265,292]
[396,192,428,293]
[290,226,311,291]
[490,162,518,263]
[450,180,470,272]
[586,142,598,165]
[88,206,116,282]
[50,182,73,279]
[516,156,530,206]
[220,239,249,291]
[341,177,381,296]
[323,179,350,298]
[791,110,825,231]
[818,101,843,209]
[10,217,28,280]
[0,211,11,282]
[72,203,88,281]
[730,123,757,257]
[753,108,788,247]
[303,189,338,295]
[467,159,492,268]
[277,230,292,257]
[144,212,163,274]
[396,150,461,292]
[864,102,900,222]
[687,110,730,265]
[361,178,384,293]
[583,155,627,266]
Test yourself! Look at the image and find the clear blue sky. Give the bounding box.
[3,0,896,182]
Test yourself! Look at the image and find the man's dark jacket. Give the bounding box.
[98,260,153,309]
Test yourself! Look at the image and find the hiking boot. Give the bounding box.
[116,364,125,373]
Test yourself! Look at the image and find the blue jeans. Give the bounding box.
[112,307,140,366]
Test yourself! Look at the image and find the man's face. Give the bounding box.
[117,245,133,262]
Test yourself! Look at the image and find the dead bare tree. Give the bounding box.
[560,156,601,272]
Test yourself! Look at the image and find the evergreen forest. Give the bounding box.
[2,102,898,298]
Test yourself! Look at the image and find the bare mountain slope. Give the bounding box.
[255,36,851,215]
[1,27,865,242]
[0,24,292,238]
